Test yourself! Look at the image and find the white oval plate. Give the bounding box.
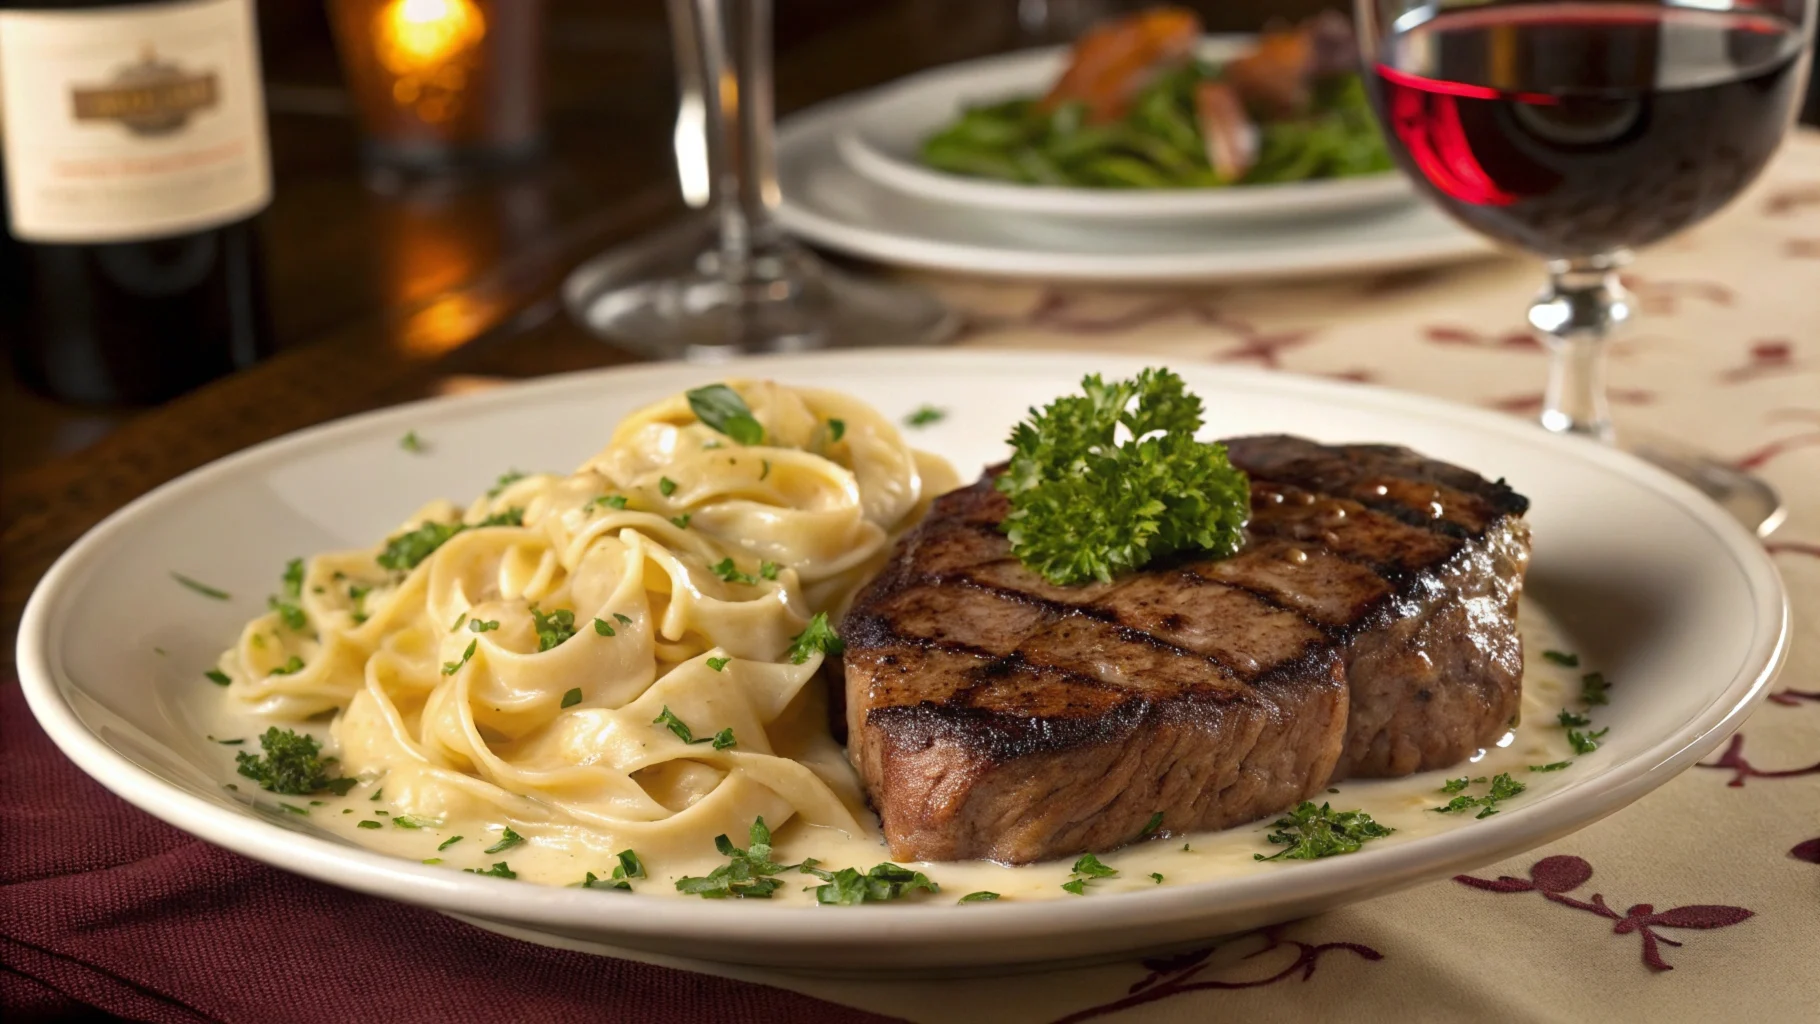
[780,97,1491,283]
[837,39,1414,224]
[18,351,1787,972]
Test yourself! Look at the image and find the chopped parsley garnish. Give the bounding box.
[675,817,791,898]
[1568,727,1609,755]
[803,862,939,905]
[204,669,232,686]
[465,862,516,879]
[438,835,463,850]
[653,706,730,748]
[378,510,523,572]
[268,596,306,631]
[487,470,525,498]
[706,656,730,672]
[1579,671,1611,706]
[760,561,780,581]
[279,803,308,815]
[235,728,356,796]
[268,558,308,629]
[393,815,435,829]
[377,520,464,572]
[828,419,846,442]
[400,430,424,453]
[671,514,692,529]
[686,384,765,446]
[1430,772,1526,818]
[592,617,614,637]
[357,819,381,829]
[269,655,306,676]
[1139,811,1164,839]
[348,584,372,623]
[1254,802,1393,861]
[1440,776,1482,794]
[478,508,525,528]
[469,619,499,633]
[710,558,758,585]
[659,477,677,497]
[171,572,231,600]
[441,639,477,675]
[1529,761,1573,772]
[1556,709,1592,728]
[585,494,630,512]
[484,827,524,854]
[786,612,844,664]
[1150,872,1164,884]
[561,687,582,708]
[422,858,441,864]
[760,460,771,481]
[959,891,999,903]
[580,850,645,892]
[614,613,633,625]
[1061,853,1118,894]
[1542,649,1579,667]
[904,405,945,427]
[532,608,577,651]
[996,368,1249,585]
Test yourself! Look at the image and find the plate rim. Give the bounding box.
[777,95,1492,283]
[834,38,1413,221]
[16,350,1789,963]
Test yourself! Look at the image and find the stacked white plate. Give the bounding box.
[776,39,1495,283]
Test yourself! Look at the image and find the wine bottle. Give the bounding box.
[0,0,274,406]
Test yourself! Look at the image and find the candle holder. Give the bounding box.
[329,0,543,170]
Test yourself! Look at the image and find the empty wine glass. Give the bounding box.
[566,0,956,361]
[1357,0,1814,534]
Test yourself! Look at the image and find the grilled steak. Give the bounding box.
[841,435,1530,864]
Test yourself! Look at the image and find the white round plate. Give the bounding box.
[18,351,1787,973]
[780,97,1492,283]
[836,39,1415,223]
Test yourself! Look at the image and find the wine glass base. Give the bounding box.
[1621,433,1786,538]
[563,217,957,362]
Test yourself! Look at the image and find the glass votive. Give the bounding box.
[329,0,543,170]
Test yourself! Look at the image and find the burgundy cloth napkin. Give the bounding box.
[0,678,898,1024]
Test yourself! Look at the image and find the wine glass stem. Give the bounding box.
[1529,254,1632,441]
[686,0,789,285]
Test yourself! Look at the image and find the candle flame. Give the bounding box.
[375,0,485,74]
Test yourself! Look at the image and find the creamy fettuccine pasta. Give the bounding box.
[215,382,957,870]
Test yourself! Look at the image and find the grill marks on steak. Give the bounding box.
[841,435,1531,865]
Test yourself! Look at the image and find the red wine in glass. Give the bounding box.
[1372,2,1807,257]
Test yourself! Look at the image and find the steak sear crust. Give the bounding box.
[841,434,1531,864]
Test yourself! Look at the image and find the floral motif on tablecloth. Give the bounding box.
[1792,839,1820,864]
[1696,733,1820,787]
[1047,926,1382,1023]
[1455,855,1753,971]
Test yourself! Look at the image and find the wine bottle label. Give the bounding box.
[0,0,271,243]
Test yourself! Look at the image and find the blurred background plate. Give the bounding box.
[835,38,1415,224]
[779,94,1493,283]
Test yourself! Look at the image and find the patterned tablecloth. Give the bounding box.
[650,131,1820,1022]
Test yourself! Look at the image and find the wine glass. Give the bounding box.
[565,0,956,361]
[1356,0,1814,535]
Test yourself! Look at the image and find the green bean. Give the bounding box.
[918,69,1393,191]
[1077,154,1176,189]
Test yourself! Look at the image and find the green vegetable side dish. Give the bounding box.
[919,69,1390,190]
